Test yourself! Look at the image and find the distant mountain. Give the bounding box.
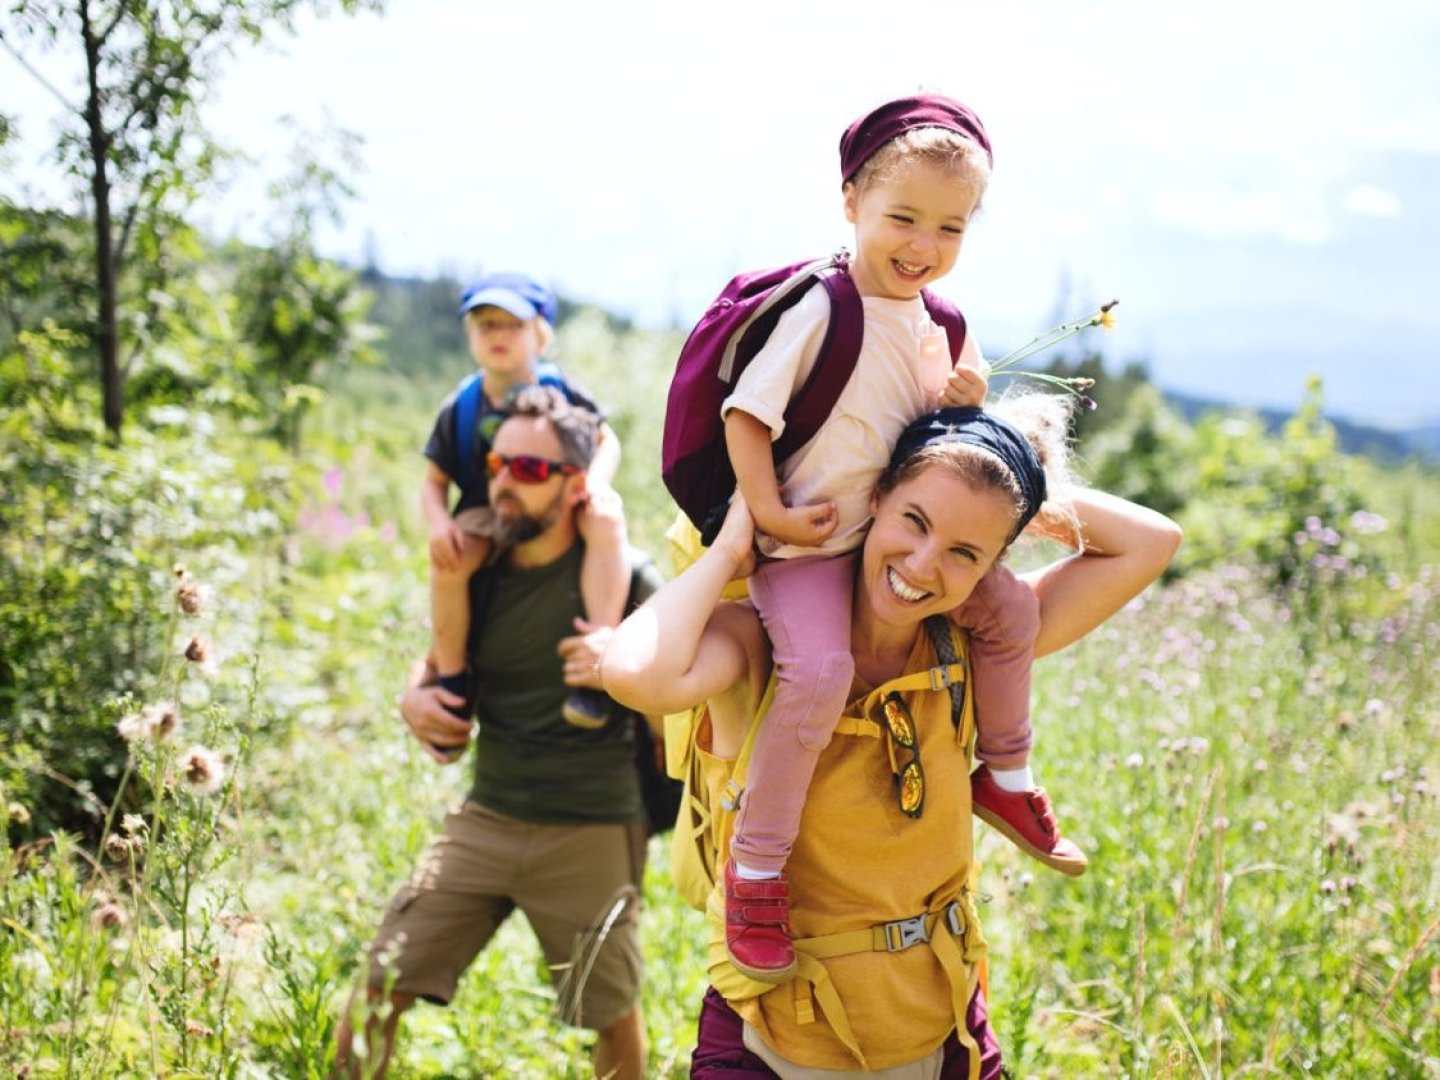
[1164,390,1439,463]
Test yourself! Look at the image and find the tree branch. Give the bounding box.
[0,27,82,116]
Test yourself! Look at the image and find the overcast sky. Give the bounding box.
[5,0,1438,425]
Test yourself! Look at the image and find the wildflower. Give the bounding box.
[121,813,147,836]
[104,834,133,862]
[184,1020,214,1037]
[184,635,210,663]
[1320,879,1337,895]
[91,901,127,930]
[117,701,181,744]
[6,801,30,826]
[984,299,1120,402]
[1125,752,1145,769]
[179,747,225,795]
[117,711,147,742]
[177,580,204,617]
[1252,820,1268,834]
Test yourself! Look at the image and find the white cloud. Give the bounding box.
[1149,185,1331,245]
[1341,185,1402,218]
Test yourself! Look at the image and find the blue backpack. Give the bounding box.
[661,252,968,544]
[451,360,568,493]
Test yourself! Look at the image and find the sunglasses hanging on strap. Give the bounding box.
[859,616,967,819]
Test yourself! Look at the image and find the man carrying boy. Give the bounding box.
[422,272,628,730]
[336,387,661,1080]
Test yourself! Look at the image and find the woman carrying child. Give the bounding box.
[603,398,1181,1077]
[713,93,1087,982]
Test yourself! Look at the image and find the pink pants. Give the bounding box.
[732,555,1040,873]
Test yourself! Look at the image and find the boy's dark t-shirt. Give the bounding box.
[422,372,603,514]
[466,544,663,825]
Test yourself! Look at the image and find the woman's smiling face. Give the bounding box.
[861,463,1018,628]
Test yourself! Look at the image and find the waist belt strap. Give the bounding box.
[789,895,988,1079]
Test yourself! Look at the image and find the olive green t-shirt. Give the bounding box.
[466,544,661,824]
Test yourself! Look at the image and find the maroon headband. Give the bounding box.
[838,94,993,183]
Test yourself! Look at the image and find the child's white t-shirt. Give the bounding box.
[721,286,954,560]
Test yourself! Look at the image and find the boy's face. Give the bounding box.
[464,305,543,379]
[843,158,982,301]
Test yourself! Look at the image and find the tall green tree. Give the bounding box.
[0,0,379,440]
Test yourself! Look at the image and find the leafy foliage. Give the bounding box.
[2,236,1438,1075]
[1,0,381,436]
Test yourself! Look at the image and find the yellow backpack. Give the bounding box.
[663,607,967,912]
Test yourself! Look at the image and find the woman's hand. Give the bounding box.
[558,618,614,688]
[711,496,758,579]
[752,499,838,549]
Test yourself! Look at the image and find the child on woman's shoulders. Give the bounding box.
[706,93,1086,983]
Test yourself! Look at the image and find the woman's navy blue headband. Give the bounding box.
[889,407,1047,540]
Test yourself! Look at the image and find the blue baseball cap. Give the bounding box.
[458,272,558,323]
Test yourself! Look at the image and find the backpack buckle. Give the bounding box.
[720,779,743,813]
[944,901,966,938]
[927,664,963,692]
[881,914,930,952]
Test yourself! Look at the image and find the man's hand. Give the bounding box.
[400,682,475,763]
[558,619,615,689]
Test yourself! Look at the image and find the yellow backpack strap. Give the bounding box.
[790,954,869,1071]
[720,673,775,812]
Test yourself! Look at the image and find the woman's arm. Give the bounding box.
[1024,487,1182,658]
[602,499,763,716]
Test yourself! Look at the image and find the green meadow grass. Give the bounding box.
[2,342,1437,1077]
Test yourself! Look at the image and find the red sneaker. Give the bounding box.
[971,765,1089,877]
[723,859,797,983]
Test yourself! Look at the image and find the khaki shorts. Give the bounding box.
[367,800,647,1031]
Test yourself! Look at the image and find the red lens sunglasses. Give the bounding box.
[485,451,582,484]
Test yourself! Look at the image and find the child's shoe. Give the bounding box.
[723,859,797,983]
[562,687,614,729]
[971,764,1088,876]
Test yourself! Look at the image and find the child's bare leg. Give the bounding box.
[954,563,1088,876]
[430,509,497,739]
[565,484,629,728]
[430,534,491,676]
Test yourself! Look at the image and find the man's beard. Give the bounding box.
[491,488,567,547]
